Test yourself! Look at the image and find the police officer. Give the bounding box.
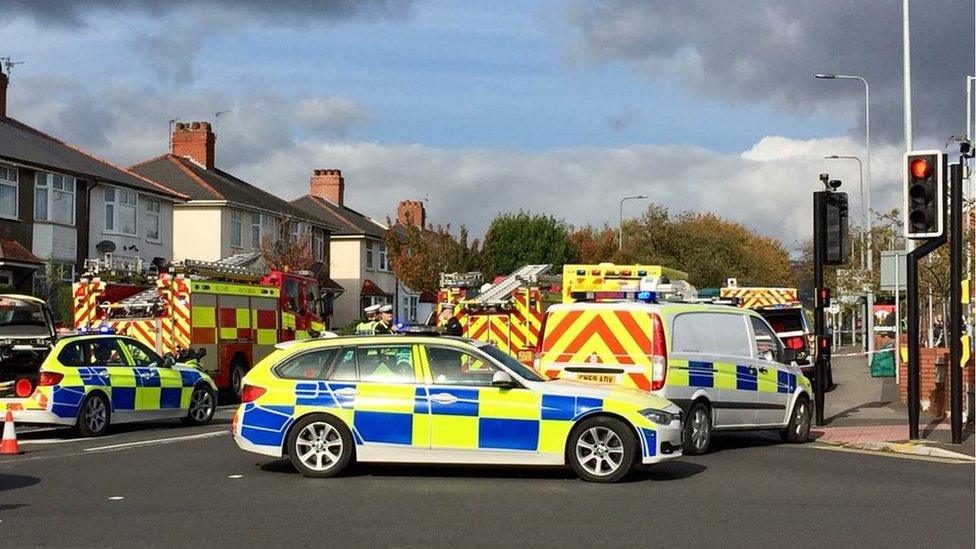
[439,303,463,336]
[355,304,381,335]
[373,304,395,334]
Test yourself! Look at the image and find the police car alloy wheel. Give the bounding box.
[287,415,353,478]
[77,393,110,437]
[183,385,216,426]
[683,403,711,455]
[782,396,811,443]
[568,416,636,483]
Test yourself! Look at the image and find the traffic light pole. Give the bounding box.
[949,161,963,444]
[906,234,946,439]
[813,192,827,427]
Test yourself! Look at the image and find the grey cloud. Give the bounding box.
[605,107,641,132]
[564,0,974,146]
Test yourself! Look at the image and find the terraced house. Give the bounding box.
[129,121,343,317]
[0,68,185,299]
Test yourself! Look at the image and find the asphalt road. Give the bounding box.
[1,411,973,548]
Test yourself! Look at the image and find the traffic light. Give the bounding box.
[816,287,831,308]
[814,191,848,265]
[903,150,945,239]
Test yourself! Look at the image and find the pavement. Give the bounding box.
[811,347,975,461]
[1,409,973,547]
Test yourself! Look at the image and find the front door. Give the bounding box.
[82,337,138,415]
[345,344,427,451]
[120,338,185,417]
[749,317,791,426]
[422,345,541,454]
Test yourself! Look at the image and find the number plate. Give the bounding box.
[576,373,616,384]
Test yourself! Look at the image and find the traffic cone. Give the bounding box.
[1,410,23,455]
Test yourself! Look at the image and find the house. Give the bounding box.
[389,200,436,325]
[291,169,402,328]
[129,121,342,309]
[0,68,186,294]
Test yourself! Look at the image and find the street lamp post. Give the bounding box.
[816,73,874,356]
[619,195,649,251]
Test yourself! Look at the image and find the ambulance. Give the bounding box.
[72,258,327,396]
[536,264,814,454]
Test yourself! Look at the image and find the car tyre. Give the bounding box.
[287,414,354,478]
[567,416,637,483]
[230,357,248,401]
[182,384,216,426]
[682,401,712,455]
[76,392,111,437]
[781,396,812,443]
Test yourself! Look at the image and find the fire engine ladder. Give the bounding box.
[99,288,163,318]
[440,272,483,289]
[174,259,265,283]
[468,264,551,306]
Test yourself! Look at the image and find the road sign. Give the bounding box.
[880,251,907,291]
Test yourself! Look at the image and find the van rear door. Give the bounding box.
[537,307,655,390]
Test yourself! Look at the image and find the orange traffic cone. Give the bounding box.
[2,410,23,455]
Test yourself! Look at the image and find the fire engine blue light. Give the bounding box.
[637,291,655,302]
[637,270,647,276]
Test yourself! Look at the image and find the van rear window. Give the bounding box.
[760,310,804,333]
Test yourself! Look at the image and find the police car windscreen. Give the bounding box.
[0,297,50,337]
[760,310,803,334]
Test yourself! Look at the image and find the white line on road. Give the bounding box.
[84,430,228,452]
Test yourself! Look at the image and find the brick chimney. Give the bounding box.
[172,121,216,169]
[0,70,8,119]
[309,169,344,206]
[397,200,426,228]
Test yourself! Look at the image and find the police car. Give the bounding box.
[232,333,683,483]
[0,294,218,436]
[537,265,814,455]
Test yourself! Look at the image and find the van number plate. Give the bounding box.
[577,374,616,384]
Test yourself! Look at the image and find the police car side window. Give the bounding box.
[671,313,710,354]
[277,349,339,380]
[750,317,781,362]
[86,338,128,367]
[708,313,753,358]
[123,340,162,368]
[57,342,87,366]
[328,348,358,381]
[426,346,498,386]
[356,345,415,384]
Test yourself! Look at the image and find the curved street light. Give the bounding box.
[619,195,649,251]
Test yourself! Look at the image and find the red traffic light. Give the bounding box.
[818,288,830,300]
[910,157,931,179]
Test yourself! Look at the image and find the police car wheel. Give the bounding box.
[568,416,636,483]
[287,415,353,478]
[77,393,110,437]
[182,385,216,426]
[682,402,711,455]
[782,396,811,443]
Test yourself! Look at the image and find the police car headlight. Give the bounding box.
[638,408,677,424]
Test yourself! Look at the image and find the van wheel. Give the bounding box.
[77,393,110,437]
[568,416,636,483]
[682,402,711,455]
[781,396,811,443]
[287,414,354,478]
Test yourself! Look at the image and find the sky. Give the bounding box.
[2,0,974,251]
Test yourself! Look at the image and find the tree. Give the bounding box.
[481,211,576,278]
[260,217,314,272]
[569,224,619,264]
[385,222,482,292]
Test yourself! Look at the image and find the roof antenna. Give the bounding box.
[0,57,25,77]
[213,109,231,132]
[168,117,181,151]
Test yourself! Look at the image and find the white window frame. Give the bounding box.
[313,228,325,262]
[251,212,261,247]
[261,214,277,244]
[0,163,17,220]
[35,172,77,226]
[365,241,374,271]
[103,185,137,236]
[379,242,388,271]
[230,210,243,248]
[406,296,418,323]
[145,198,161,242]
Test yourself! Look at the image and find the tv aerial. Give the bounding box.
[0,57,25,76]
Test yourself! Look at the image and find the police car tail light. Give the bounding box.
[240,384,266,403]
[37,371,64,386]
[15,378,34,397]
[650,313,667,391]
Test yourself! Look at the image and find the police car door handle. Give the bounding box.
[756,366,768,374]
[334,387,358,396]
[430,393,458,404]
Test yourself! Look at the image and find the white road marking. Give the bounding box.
[108,496,125,501]
[84,431,228,452]
[228,474,243,479]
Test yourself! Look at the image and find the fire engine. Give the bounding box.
[72,257,327,395]
[436,265,555,364]
[720,279,815,369]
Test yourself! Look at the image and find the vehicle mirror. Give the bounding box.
[491,370,516,388]
[163,355,176,368]
[196,347,207,359]
[780,348,798,363]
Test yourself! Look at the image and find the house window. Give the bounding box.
[35,172,76,225]
[379,243,388,271]
[145,199,161,241]
[104,186,137,235]
[251,212,261,247]
[365,241,374,271]
[290,221,310,243]
[230,210,243,248]
[262,214,277,244]
[0,164,17,219]
[313,228,325,262]
[406,296,418,323]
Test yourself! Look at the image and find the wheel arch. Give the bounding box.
[565,410,644,465]
[280,410,356,457]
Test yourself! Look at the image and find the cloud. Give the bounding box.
[563,0,974,146]
[605,107,641,132]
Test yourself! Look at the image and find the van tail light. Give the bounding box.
[240,384,266,403]
[785,336,806,351]
[15,378,34,397]
[37,372,64,386]
[650,313,667,391]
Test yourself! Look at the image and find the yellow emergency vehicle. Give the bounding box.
[537,264,813,454]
